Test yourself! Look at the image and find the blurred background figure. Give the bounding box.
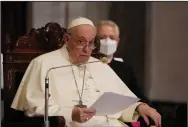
[93,20,147,102]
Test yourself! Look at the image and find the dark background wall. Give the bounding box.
[109,2,146,95]
[1,2,27,53]
[145,2,188,102]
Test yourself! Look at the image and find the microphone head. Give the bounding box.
[100,57,108,64]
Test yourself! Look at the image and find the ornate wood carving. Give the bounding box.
[8,22,67,53]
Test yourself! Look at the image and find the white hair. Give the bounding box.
[97,20,120,37]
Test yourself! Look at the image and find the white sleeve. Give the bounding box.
[12,58,73,123]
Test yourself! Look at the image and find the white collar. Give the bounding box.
[113,57,124,62]
[106,55,124,63]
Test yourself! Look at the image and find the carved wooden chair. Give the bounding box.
[2,22,66,127]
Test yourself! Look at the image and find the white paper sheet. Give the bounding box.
[90,92,140,116]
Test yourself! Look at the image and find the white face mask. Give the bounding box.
[99,38,117,56]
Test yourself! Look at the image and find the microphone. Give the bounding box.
[44,60,102,127]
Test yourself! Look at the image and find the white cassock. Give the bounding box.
[11,45,141,127]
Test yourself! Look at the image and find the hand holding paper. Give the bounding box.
[90,92,140,116]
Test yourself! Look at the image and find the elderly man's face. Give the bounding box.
[67,24,96,64]
[97,24,119,43]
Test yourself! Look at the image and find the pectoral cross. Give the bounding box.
[74,100,87,108]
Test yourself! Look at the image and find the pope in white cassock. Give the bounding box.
[11,17,161,127]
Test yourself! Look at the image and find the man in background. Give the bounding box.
[95,20,160,126]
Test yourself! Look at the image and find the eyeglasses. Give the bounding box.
[68,34,96,50]
[76,43,96,50]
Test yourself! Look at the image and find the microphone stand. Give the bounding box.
[44,77,50,127]
[44,60,101,127]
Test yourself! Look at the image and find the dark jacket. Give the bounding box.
[108,58,147,103]
[108,58,154,127]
